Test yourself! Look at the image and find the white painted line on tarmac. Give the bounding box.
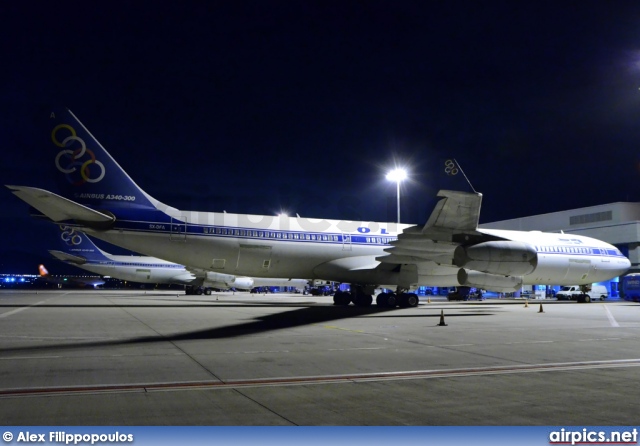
[603,305,620,327]
[4,358,640,398]
[0,300,47,319]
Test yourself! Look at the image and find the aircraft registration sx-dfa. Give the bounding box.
[49,224,308,294]
[7,108,630,307]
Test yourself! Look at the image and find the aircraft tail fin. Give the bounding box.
[49,108,176,214]
[38,264,49,277]
[51,225,112,264]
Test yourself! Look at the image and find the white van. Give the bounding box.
[579,285,609,303]
[557,285,608,302]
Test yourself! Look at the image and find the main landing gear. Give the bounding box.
[333,286,419,308]
[375,291,419,308]
[185,285,212,295]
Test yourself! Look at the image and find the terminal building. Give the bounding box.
[481,201,640,298]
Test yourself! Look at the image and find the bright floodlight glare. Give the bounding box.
[386,168,407,224]
[386,168,407,182]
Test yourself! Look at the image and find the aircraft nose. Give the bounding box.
[606,252,631,277]
[621,256,632,273]
[593,244,631,280]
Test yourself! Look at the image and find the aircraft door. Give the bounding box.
[236,244,272,275]
[342,233,352,251]
[170,216,187,241]
[564,259,595,282]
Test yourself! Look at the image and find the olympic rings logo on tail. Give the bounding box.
[60,225,83,246]
[53,124,106,185]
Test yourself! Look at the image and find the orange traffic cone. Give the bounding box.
[538,303,544,313]
[437,309,448,326]
[524,300,529,308]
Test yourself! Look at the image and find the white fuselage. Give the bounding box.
[69,254,193,284]
[65,252,308,290]
[82,210,629,288]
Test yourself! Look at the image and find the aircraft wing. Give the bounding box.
[378,190,503,264]
[6,186,114,224]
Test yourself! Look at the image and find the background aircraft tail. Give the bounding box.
[38,264,49,277]
[49,225,112,264]
[50,108,172,214]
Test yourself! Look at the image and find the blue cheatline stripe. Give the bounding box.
[110,220,398,247]
[535,245,625,258]
[57,219,626,259]
[85,260,183,268]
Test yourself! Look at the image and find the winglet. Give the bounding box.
[423,190,483,233]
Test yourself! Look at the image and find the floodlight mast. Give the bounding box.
[386,168,407,224]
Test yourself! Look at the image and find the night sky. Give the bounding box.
[2,1,640,273]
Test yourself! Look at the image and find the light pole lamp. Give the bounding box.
[386,168,407,223]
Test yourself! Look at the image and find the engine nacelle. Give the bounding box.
[454,241,537,276]
[230,277,255,290]
[202,271,254,290]
[457,269,523,292]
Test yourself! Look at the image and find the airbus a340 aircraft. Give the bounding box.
[49,225,308,294]
[7,108,631,307]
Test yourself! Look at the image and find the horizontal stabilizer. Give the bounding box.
[48,250,87,265]
[6,186,115,224]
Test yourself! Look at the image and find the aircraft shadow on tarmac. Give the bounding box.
[0,304,496,355]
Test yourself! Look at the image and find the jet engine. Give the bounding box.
[457,269,523,292]
[454,241,537,276]
[202,272,254,290]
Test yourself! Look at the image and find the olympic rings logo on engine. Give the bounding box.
[53,124,106,185]
[59,225,82,246]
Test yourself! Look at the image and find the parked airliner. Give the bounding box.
[7,108,631,307]
[37,263,105,288]
[49,225,308,294]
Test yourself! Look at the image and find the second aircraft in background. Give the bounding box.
[49,225,308,295]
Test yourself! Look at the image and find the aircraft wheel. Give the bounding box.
[353,293,373,307]
[204,288,212,295]
[196,287,204,295]
[333,291,351,306]
[405,293,419,307]
[376,292,397,307]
